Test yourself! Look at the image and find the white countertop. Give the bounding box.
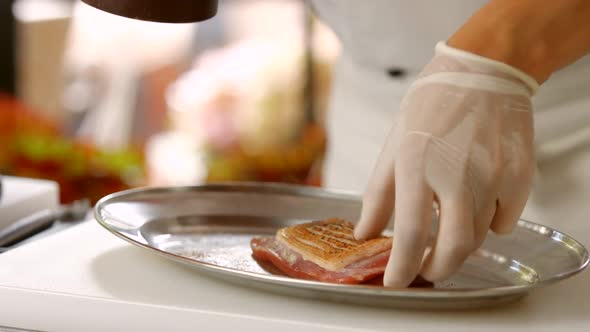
[0,220,588,332]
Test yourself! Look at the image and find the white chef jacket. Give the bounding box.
[312,0,590,246]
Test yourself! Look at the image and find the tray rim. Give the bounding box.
[94,182,590,300]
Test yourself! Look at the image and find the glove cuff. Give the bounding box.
[436,41,540,95]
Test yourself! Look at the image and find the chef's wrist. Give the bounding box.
[447,0,590,84]
[435,42,540,94]
[448,32,552,85]
[447,6,554,83]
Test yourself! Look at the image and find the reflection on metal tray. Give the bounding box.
[94,183,589,309]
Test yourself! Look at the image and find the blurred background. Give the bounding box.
[0,0,340,204]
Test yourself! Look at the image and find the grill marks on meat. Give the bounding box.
[285,222,359,252]
[277,219,392,271]
[250,218,433,286]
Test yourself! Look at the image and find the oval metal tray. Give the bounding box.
[94,183,589,309]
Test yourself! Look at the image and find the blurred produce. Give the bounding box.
[154,39,333,186]
[0,95,144,204]
[205,123,325,185]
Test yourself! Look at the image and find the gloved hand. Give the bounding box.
[356,42,539,287]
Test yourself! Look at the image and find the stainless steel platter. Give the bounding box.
[94,183,589,309]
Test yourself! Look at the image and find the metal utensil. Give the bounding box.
[94,184,589,310]
[0,199,90,247]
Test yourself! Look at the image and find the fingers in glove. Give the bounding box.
[473,199,497,249]
[490,173,532,234]
[356,136,399,240]
[490,197,525,234]
[383,166,433,288]
[420,190,475,282]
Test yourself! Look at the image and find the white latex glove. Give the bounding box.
[356,42,540,287]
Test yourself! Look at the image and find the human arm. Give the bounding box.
[355,0,590,288]
[449,0,590,83]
